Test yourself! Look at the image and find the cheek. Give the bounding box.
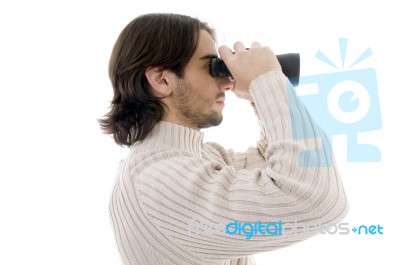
[197,76,218,95]
[190,70,217,89]
[183,72,218,103]
[193,83,216,104]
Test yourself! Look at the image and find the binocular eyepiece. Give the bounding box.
[210,53,300,87]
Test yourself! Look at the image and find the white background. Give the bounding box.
[0,0,399,264]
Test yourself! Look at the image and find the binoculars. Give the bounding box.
[210,53,300,87]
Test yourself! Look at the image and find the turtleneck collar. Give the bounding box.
[130,121,204,157]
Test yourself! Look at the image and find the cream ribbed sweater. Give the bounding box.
[109,71,348,265]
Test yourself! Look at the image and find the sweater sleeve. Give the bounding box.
[132,72,348,263]
[209,71,330,172]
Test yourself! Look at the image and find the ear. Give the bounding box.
[145,67,174,97]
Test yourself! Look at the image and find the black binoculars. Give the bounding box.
[210,53,300,87]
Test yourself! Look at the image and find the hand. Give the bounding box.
[218,42,282,101]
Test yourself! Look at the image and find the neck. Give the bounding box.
[161,109,200,131]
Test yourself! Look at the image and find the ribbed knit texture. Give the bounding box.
[109,71,348,265]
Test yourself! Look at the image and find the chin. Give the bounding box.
[197,114,223,129]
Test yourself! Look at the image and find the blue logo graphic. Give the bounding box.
[187,219,384,239]
[351,224,383,235]
[225,220,282,240]
[296,38,382,162]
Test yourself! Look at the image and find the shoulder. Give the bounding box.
[203,141,234,166]
[125,147,223,178]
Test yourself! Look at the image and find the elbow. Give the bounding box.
[308,175,349,228]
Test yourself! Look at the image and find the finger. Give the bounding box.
[233,41,246,52]
[218,45,234,61]
[251,42,262,48]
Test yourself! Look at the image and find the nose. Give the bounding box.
[215,77,234,92]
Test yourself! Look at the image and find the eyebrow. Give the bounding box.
[198,53,218,61]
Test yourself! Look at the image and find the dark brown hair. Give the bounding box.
[98,13,214,147]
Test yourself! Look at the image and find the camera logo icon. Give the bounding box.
[296,38,382,163]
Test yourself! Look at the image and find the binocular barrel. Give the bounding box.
[210,53,300,87]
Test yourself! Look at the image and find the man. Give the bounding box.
[99,13,348,265]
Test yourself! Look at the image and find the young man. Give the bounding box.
[100,13,348,265]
